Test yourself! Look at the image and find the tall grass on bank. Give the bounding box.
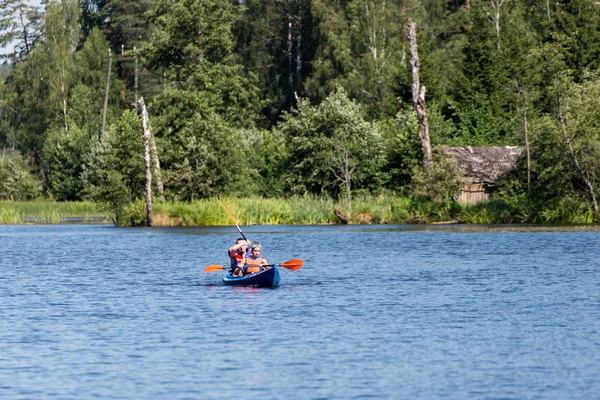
[0,201,107,224]
[4,195,596,226]
[537,197,596,224]
[145,194,416,227]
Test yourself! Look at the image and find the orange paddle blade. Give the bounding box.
[279,259,302,271]
[204,264,227,273]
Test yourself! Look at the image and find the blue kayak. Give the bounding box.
[222,266,280,288]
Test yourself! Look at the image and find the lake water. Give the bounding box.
[1,224,599,399]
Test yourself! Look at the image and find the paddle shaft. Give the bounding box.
[219,201,249,243]
[204,259,301,273]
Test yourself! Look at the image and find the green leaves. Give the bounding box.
[143,0,241,81]
[82,110,145,211]
[412,147,461,204]
[150,89,251,200]
[0,152,41,200]
[278,87,385,196]
[42,124,89,201]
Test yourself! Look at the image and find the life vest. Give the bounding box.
[245,253,267,274]
[246,253,266,266]
[229,249,246,268]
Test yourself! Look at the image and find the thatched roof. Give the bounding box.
[444,146,525,186]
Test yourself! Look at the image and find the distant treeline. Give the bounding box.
[1,0,599,224]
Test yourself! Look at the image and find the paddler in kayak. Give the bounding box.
[228,238,250,277]
[246,242,268,273]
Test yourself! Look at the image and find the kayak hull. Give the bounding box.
[222,266,280,288]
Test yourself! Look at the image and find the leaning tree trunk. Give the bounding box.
[102,49,112,139]
[522,100,531,196]
[150,131,165,201]
[137,97,153,227]
[407,19,432,169]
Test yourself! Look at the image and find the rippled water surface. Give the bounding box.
[1,224,599,399]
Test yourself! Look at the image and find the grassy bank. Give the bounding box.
[0,201,108,224]
[2,195,596,226]
[122,194,415,226]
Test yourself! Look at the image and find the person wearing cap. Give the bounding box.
[246,242,268,273]
[228,238,250,277]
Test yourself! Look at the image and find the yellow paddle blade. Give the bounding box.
[279,259,302,271]
[204,264,227,273]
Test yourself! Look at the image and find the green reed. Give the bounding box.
[537,197,596,224]
[0,206,23,224]
[0,201,108,224]
[145,194,415,227]
[9,194,587,227]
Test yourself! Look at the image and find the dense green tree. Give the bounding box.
[2,47,50,157]
[0,151,41,200]
[71,28,121,138]
[42,124,89,200]
[546,0,600,81]
[379,110,423,191]
[236,0,314,123]
[278,87,386,198]
[142,0,261,127]
[150,89,253,200]
[82,110,146,200]
[412,146,461,203]
[307,0,405,117]
[82,110,146,216]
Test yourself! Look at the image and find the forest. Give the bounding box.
[1,0,600,225]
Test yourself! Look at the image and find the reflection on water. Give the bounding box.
[1,224,599,399]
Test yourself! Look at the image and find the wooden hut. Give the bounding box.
[444,146,525,204]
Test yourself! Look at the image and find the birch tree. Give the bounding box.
[475,0,505,52]
[308,0,403,116]
[45,0,81,132]
[407,19,431,169]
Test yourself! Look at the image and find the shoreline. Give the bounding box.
[2,197,598,226]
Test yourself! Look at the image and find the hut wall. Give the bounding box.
[457,183,490,204]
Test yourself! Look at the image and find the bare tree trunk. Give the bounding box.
[138,97,153,227]
[287,17,294,96]
[545,0,551,20]
[514,79,531,195]
[296,18,302,97]
[555,79,599,216]
[400,45,406,68]
[120,44,126,109]
[345,170,351,219]
[522,101,531,195]
[134,47,139,104]
[150,132,165,200]
[102,49,112,139]
[365,1,385,103]
[331,139,355,222]
[407,20,432,169]
[62,81,68,132]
